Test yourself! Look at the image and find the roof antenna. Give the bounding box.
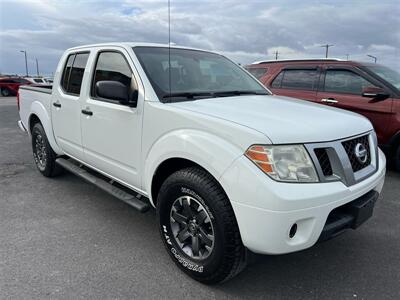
[168,0,171,102]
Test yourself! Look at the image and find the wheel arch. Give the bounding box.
[28,101,63,154]
[144,129,244,207]
[389,129,400,153]
[29,113,41,133]
[150,157,208,207]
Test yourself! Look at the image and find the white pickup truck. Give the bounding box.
[18,43,386,283]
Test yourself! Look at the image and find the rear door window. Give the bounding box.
[61,52,89,95]
[324,69,375,94]
[283,69,317,90]
[68,53,90,95]
[61,54,75,91]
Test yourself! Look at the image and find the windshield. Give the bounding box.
[133,47,269,102]
[365,65,400,90]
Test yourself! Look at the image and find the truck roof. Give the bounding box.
[67,42,210,53]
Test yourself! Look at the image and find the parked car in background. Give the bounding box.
[43,77,54,84]
[24,77,48,85]
[0,77,31,96]
[245,59,400,170]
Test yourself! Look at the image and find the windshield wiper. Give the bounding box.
[162,90,269,102]
[162,92,213,100]
[213,90,268,97]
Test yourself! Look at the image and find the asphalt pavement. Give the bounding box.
[0,96,399,299]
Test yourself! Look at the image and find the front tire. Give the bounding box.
[157,167,246,284]
[31,123,62,177]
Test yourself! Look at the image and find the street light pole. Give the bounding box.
[20,50,28,77]
[35,58,40,77]
[367,54,377,63]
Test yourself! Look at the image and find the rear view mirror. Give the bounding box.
[96,80,137,107]
[362,86,389,101]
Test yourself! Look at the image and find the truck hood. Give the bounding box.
[169,95,373,144]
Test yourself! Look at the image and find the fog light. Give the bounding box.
[289,223,297,238]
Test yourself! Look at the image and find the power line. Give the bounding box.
[320,44,334,58]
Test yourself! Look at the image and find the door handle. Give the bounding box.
[81,108,93,116]
[53,102,61,108]
[321,98,338,104]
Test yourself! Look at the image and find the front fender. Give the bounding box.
[29,101,63,154]
[143,129,244,206]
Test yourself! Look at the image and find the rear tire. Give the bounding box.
[157,167,246,284]
[31,122,63,177]
[1,88,10,97]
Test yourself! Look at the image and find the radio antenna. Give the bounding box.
[168,0,171,101]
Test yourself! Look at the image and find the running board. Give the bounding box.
[56,158,150,213]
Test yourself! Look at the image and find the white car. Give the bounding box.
[17,43,386,283]
[43,77,53,84]
[24,77,48,85]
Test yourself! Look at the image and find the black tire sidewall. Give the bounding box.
[395,145,400,172]
[157,174,229,281]
[31,123,55,176]
[1,88,10,97]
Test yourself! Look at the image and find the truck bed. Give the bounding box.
[20,84,53,94]
[18,85,53,133]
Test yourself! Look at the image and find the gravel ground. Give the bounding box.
[1,96,399,299]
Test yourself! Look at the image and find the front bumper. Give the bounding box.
[219,148,386,255]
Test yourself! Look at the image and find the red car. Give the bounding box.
[245,59,400,170]
[0,77,31,96]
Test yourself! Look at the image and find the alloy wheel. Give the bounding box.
[33,134,47,171]
[170,195,215,260]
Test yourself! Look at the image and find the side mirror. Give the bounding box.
[96,80,137,107]
[362,86,389,101]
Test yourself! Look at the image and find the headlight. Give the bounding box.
[245,145,319,182]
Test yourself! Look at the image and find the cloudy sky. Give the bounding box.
[0,0,399,76]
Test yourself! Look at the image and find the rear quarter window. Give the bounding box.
[246,67,268,80]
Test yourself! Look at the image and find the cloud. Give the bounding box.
[0,0,399,75]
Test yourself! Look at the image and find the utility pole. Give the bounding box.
[367,54,377,63]
[320,44,334,58]
[35,58,40,77]
[346,54,349,60]
[274,50,279,60]
[20,50,28,76]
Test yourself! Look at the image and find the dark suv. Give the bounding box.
[245,59,400,170]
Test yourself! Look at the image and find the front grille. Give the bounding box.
[342,135,371,172]
[314,148,333,176]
